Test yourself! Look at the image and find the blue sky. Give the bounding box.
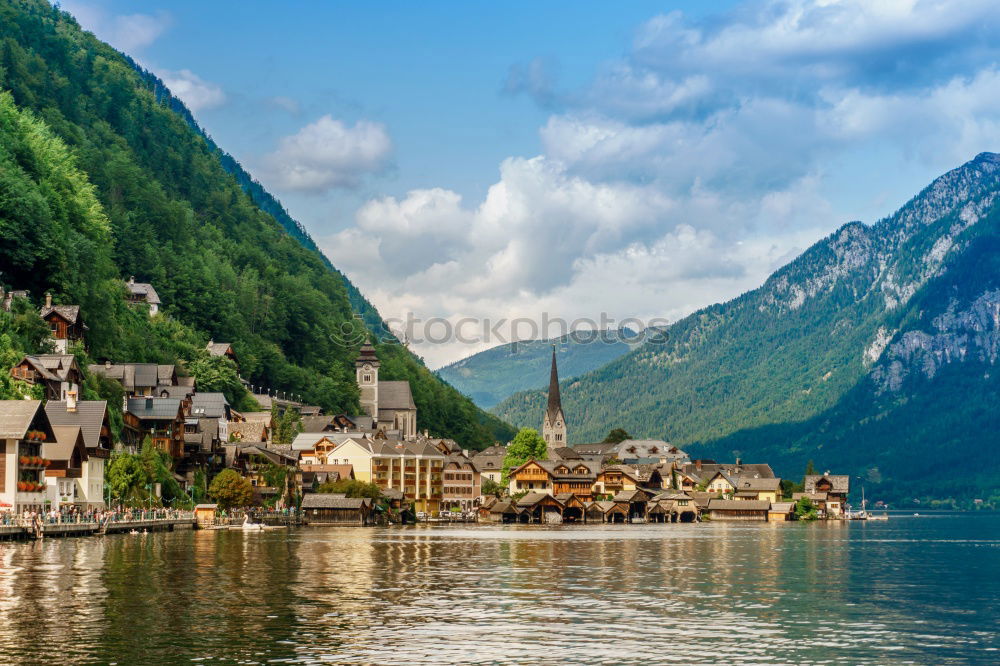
[62,1,1000,366]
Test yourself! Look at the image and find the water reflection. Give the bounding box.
[0,516,995,664]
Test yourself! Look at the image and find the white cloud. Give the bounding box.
[155,69,227,112]
[60,2,172,54]
[323,0,1000,367]
[264,115,392,192]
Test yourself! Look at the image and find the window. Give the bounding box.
[363,374,372,383]
[555,434,563,441]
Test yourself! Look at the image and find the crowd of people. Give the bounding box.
[0,506,192,528]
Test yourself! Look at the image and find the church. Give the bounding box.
[541,346,568,445]
[355,339,418,439]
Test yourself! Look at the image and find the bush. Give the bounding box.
[209,469,254,509]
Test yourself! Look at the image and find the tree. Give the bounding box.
[501,428,547,482]
[315,478,381,499]
[188,354,256,411]
[794,497,819,521]
[805,460,817,476]
[482,477,505,497]
[209,469,254,509]
[603,428,631,444]
[271,406,303,445]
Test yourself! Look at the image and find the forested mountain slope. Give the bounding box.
[0,0,513,447]
[437,330,636,409]
[495,153,1000,500]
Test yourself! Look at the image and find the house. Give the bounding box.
[516,492,564,524]
[44,425,88,506]
[649,492,699,522]
[507,459,555,495]
[39,294,87,353]
[10,354,82,400]
[733,477,783,503]
[0,288,29,311]
[585,500,628,523]
[300,415,336,433]
[705,471,739,496]
[300,464,355,490]
[125,276,161,315]
[205,340,238,368]
[324,436,444,514]
[194,503,219,526]
[593,465,644,497]
[792,492,830,515]
[484,499,520,523]
[190,392,232,421]
[611,439,688,465]
[301,494,372,526]
[227,420,268,444]
[706,499,770,521]
[442,454,480,512]
[769,502,795,522]
[229,444,300,505]
[612,488,654,522]
[682,459,776,480]
[89,362,179,397]
[805,474,850,517]
[549,460,599,501]
[126,397,185,458]
[471,444,506,485]
[554,493,587,522]
[0,400,57,513]
[44,398,111,507]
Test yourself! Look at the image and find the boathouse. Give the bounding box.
[302,494,372,526]
[706,499,770,521]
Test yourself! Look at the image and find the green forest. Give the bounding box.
[0,0,513,447]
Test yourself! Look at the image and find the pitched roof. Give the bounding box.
[40,304,81,325]
[228,420,267,442]
[0,400,46,439]
[707,499,771,511]
[770,502,795,512]
[490,500,518,514]
[191,392,229,418]
[240,412,273,423]
[46,425,86,462]
[300,415,334,432]
[18,355,80,382]
[44,400,108,449]
[613,439,687,462]
[473,455,504,471]
[735,477,782,492]
[355,340,379,364]
[301,495,371,509]
[682,462,776,479]
[550,446,583,461]
[475,444,507,457]
[89,362,163,390]
[378,380,416,410]
[126,397,182,420]
[206,341,233,357]
[805,475,851,494]
[126,279,160,304]
[516,492,560,508]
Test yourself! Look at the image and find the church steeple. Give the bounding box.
[542,345,567,445]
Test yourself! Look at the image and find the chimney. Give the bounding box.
[44,292,52,308]
[695,459,702,471]
[66,390,77,413]
[129,276,135,285]
[104,360,112,369]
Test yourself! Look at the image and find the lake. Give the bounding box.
[0,513,996,664]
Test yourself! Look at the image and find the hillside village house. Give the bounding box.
[0,400,56,513]
[44,398,111,508]
[39,294,87,353]
[10,354,82,400]
[89,362,179,397]
[125,276,161,315]
[126,397,185,458]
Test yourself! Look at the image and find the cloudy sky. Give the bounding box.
[63,0,1000,367]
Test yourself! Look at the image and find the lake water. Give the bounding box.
[0,513,996,664]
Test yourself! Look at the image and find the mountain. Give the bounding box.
[494,153,1000,501]
[0,0,513,447]
[436,330,637,409]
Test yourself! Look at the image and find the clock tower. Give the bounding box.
[355,338,380,419]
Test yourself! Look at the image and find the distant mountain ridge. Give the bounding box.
[437,329,637,409]
[494,153,1000,501]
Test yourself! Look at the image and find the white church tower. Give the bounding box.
[542,346,568,445]
[356,338,380,419]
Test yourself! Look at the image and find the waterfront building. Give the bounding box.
[706,499,770,521]
[612,488,654,521]
[302,494,372,525]
[507,459,555,494]
[471,444,505,486]
[442,454,480,511]
[516,492,564,524]
[0,400,56,513]
[541,347,567,445]
[704,471,738,496]
[733,477,782,503]
[44,398,111,507]
[325,436,444,513]
[768,502,795,521]
[593,465,644,497]
[584,500,628,523]
[126,397,186,458]
[804,474,850,517]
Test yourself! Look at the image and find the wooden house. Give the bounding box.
[515,492,564,524]
[549,460,599,501]
[10,354,82,400]
[508,459,555,495]
[768,502,795,522]
[126,397,185,458]
[585,500,628,523]
[706,499,770,521]
[805,474,850,517]
[302,494,372,526]
[554,493,586,522]
[125,276,161,315]
[485,499,520,523]
[39,294,86,353]
[612,488,655,522]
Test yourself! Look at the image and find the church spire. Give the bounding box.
[542,344,567,445]
[546,345,562,421]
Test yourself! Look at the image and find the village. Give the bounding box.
[0,284,856,535]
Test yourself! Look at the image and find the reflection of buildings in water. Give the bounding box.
[293,527,377,626]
